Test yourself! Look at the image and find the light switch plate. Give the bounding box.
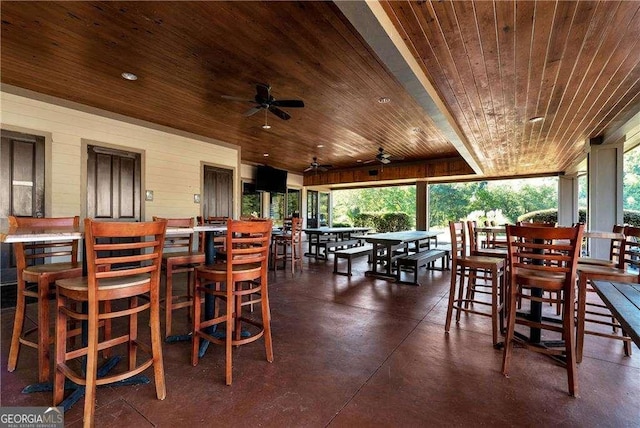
[193,194,201,203]
[145,190,154,201]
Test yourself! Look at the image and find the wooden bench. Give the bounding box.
[318,238,363,259]
[396,249,449,285]
[333,245,373,276]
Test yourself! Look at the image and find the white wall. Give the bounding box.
[1,89,239,220]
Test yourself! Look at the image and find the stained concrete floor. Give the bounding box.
[1,255,639,427]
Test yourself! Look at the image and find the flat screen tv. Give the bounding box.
[255,165,288,194]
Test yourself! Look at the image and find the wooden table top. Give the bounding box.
[591,280,640,349]
[0,223,228,243]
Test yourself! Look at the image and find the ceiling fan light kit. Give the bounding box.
[363,147,393,165]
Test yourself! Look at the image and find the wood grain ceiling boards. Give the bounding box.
[381,0,640,177]
[0,1,459,177]
[2,1,639,182]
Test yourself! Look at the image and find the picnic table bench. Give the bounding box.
[317,238,363,259]
[396,248,450,286]
[333,245,373,276]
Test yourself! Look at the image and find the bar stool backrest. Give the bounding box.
[449,221,468,261]
[153,217,195,254]
[620,225,640,277]
[9,216,79,268]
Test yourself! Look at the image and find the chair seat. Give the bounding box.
[57,274,151,291]
[576,263,634,277]
[474,248,508,258]
[459,255,505,268]
[197,262,261,275]
[578,256,617,267]
[515,267,565,290]
[24,262,81,274]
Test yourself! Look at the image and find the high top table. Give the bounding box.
[0,220,225,409]
[364,230,441,281]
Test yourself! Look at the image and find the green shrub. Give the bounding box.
[352,212,411,232]
[624,210,640,226]
[518,208,640,226]
[377,212,411,232]
[353,213,377,229]
[331,221,351,228]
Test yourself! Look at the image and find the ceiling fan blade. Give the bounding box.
[243,106,263,117]
[363,159,375,164]
[319,164,333,169]
[268,106,291,120]
[221,95,254,103]
[256,83,271,101]
[303,166,313,172]
[271,99,305,108]
[318,166,329,172]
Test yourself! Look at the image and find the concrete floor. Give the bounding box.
[1,255,639,427]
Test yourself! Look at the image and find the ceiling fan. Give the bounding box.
[221,83,304,122]
[304,157,333,173]
[364,147,393,165]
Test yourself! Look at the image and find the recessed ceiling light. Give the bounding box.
[529,116,544,123]
[121,72,138,81]
[317,144,324,148]
[378,97,391,104]
[262,124,271,129]
[356,159,362,163]
[263,153,269,157]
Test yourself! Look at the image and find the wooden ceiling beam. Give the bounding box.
[303,156,474,187]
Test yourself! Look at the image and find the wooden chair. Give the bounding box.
[153,217,205,338]
[7,215,82,383]
[502,223,584,396]
[484,220,508,248]
[445,221,506,347]
[578,226,624,268]
[192,218,273,385]
[576,226,636,363]
[54,219,167,426]
[272,217,303,273]
[197,216,228,254]
[467,220,508,259]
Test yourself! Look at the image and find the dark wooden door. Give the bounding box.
[203,165,233,218]
[307,190,318,228]
[0,130,45,286]
[86,145,142,265]
[87,145,141,221]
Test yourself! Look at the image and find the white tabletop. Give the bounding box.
[0,223,228,243]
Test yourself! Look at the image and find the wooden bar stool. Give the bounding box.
[502,224,584,396]
[576,226,636,362]
[7,215,82,383]
[192,218,273,385]
[445,221,506,347]
[54,219,167,427]
[197,216,228,255]
[272,217,303,273]
[154,217,205,338]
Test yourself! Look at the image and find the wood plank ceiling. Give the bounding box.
[382,0,640,177]
[1,1,639,184]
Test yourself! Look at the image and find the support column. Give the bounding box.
[558,174,579,226]
[588,141,624,259]
[416,181,428,230]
